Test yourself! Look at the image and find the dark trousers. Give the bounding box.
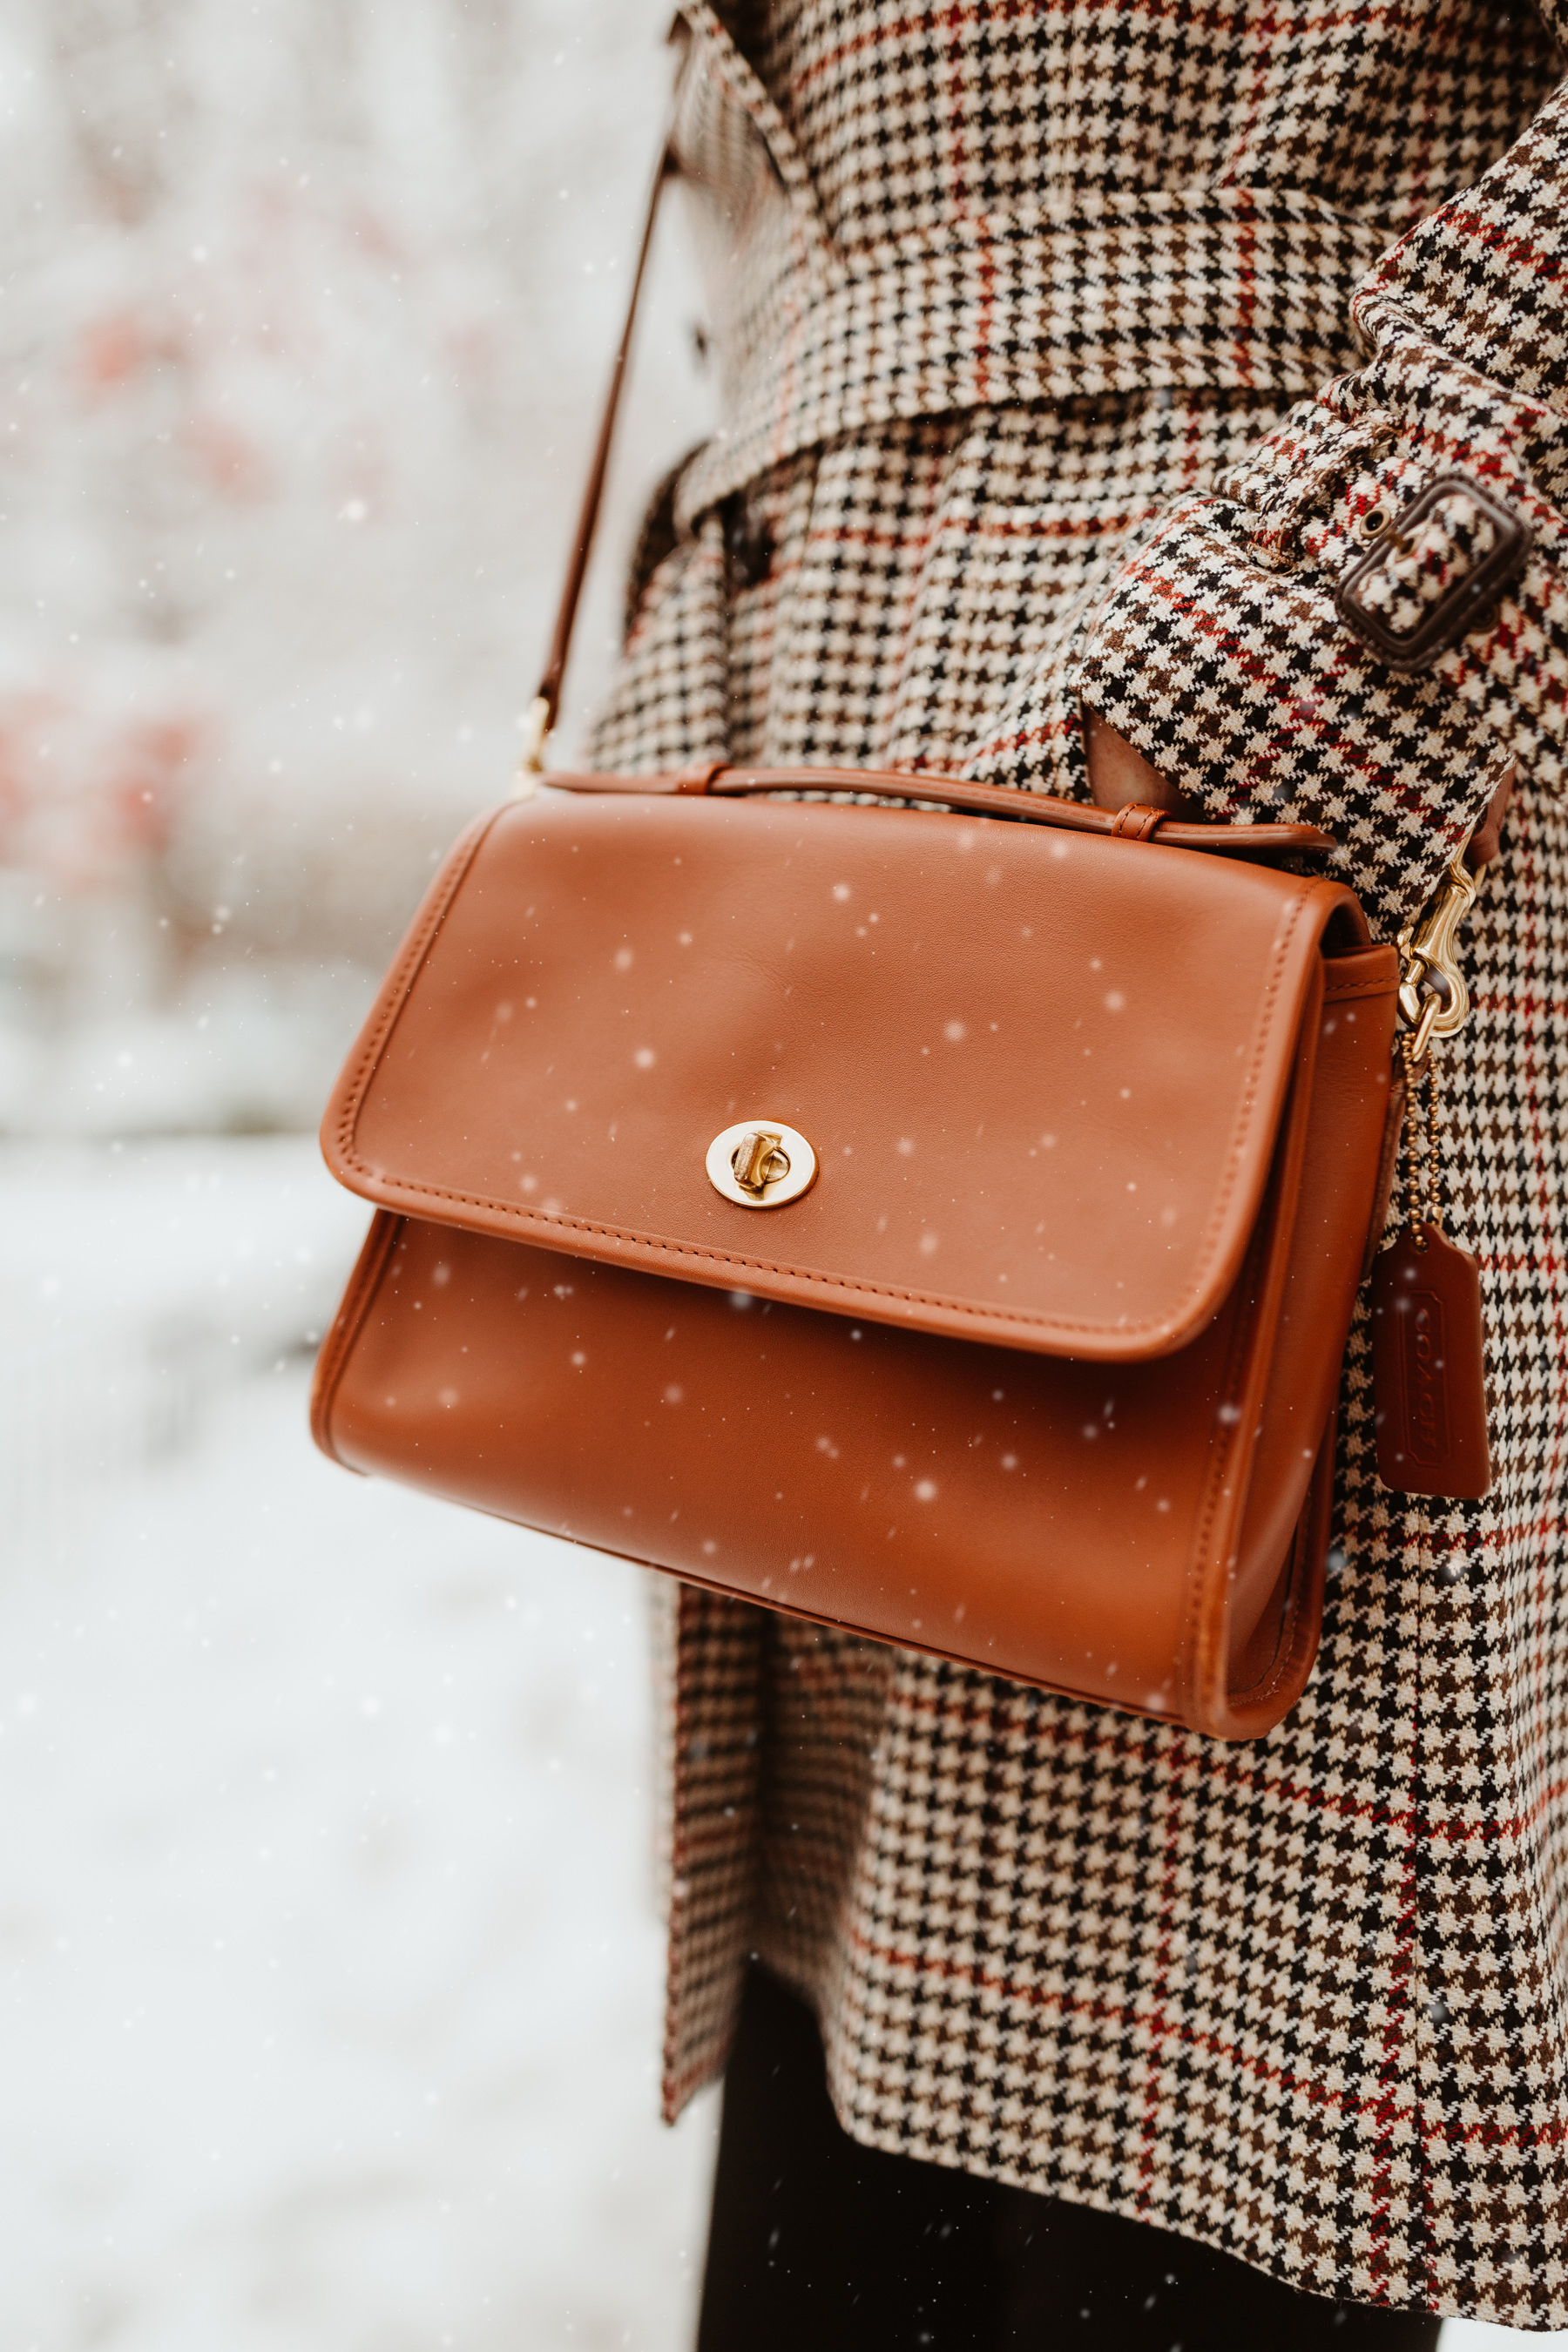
[697,1968,1443,2351]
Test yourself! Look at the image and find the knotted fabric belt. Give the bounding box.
[676,185,1390,527]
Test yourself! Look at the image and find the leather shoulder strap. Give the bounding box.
[520,134,676,780]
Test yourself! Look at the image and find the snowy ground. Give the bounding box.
[0,1136,716,2352]
[0,1136,1554,2348]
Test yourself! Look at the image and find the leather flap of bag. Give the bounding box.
[323,792,1369,1362]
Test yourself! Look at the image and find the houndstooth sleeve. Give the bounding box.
[1074,55,1568,934]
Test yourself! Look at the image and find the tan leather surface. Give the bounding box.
[379,67,1418,1739]
[322,792,1372,1364]
[309,1151,1339,1740]
[1210,949,1396,1720]
[311,781,1398,1740]
[310,1203,1347,1740]
[318,1213,1231,1717]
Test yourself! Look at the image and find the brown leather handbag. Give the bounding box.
[310,146,1399,1741]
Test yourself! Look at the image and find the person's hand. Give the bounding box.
[1081,704,1186,814]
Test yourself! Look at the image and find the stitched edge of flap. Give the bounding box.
[321,804,1370,1362]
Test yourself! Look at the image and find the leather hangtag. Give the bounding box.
[1370,1224,1492,1500]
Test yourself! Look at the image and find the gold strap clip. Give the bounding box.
[1396,844,1480,1062]
[511,695,553,800]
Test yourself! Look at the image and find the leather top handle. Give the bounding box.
[540,763,1336,857]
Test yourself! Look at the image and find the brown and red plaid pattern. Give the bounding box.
[591,2,1568,2324]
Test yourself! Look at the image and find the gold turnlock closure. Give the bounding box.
[706,1120,818,1210]
[1396,843,1480,1061]
[733,1128,790,1193]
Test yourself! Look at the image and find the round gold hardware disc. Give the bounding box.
[706,1120,818,1210]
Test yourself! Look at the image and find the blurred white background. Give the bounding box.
[0,0,711,1135]
[0,1,1549,2344]
[2,3,720,2347]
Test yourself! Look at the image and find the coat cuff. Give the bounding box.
[1075,335,1568,936]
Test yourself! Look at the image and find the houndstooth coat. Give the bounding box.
[586,2,1568,2326]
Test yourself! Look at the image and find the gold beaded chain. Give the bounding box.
[1398,1034,1444,1250]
